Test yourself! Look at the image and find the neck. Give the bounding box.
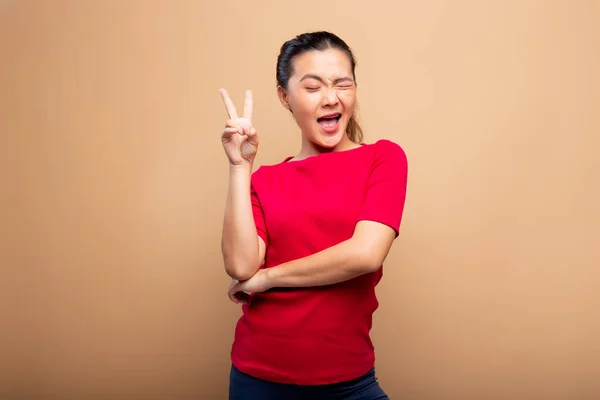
[296,135,360,160]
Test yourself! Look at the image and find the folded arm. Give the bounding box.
[264,220,395,288]
[228,220,397,302]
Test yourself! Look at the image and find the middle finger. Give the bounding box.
[219,88,239,120]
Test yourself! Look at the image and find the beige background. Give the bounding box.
[1,0,599,399]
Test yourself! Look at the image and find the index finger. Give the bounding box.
[243,90,253,121]
[219,88,238,119]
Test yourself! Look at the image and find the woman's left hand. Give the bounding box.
[228,269,271,304]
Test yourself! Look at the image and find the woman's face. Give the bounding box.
[278,48,357,150]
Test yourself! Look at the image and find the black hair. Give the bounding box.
[276,31,363,143]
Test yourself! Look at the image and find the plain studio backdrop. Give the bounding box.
[1,1,599,399]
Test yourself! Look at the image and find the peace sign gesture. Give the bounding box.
[219,88,259,166]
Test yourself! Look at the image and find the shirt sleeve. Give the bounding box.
[357,140,408,237]
[251,182,269,246]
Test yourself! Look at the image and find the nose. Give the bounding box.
[321,86,339,107]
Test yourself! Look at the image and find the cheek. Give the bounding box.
[338,90,356,110]
[290,93,320,115]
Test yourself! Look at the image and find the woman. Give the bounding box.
[219,31,408,400]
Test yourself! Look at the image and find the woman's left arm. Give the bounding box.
[269,220,395,286]
[228,220,395,301]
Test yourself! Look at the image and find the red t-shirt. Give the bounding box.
[230,139,408,385]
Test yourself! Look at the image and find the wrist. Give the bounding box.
[229,162,253,174]
[262,267,278,290]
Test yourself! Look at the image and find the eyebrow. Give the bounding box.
[299,74,354,84]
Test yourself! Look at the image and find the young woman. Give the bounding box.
[219,31,408,400]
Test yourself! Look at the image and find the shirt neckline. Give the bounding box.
[283,142,368,164]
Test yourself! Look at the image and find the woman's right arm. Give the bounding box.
[222,163,266,281]
[218,88,265,281]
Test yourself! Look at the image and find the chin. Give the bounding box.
[313,131,346,150]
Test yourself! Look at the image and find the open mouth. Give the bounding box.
[317,113,342,131]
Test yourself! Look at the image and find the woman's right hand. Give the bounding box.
[219,88,258,166]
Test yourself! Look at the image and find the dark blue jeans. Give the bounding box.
[229,365,389,400]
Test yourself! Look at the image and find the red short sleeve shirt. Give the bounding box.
[231,139,408,385]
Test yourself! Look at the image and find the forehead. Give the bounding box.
[290,48,353,80]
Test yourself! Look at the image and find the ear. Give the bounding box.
[277,86,291,111]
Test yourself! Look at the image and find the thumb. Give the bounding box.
[246,127,258,145]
